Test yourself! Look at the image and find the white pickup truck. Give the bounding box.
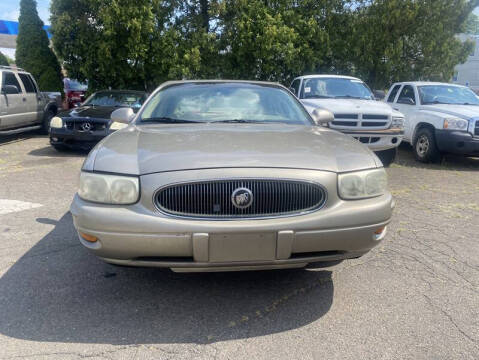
[385,81,479,162]
[290,75,405,166]
[0,66,60,135]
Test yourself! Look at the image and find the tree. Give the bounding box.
[349,0,479,89]
[15,0,63,92]
[0,52,10,66]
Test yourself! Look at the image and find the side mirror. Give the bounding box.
[397,97,415,105]
[110,107,135,124]
[311,108,334,126]
[289,87,297,96]
[1,85,20,95]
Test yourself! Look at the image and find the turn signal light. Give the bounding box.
[80,232,98,243]
[374,227,385,235]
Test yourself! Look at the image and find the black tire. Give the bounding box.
[413,127,441,163]
[40,109,55,135]
[375,148,397,167]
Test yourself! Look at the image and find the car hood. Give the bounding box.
[85,124,380,175]
[301,98,395,115]
[419,104,479,119]
[58,105,119,121]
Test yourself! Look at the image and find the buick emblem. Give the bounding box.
[81,122,92,131]
[231,187,253,209]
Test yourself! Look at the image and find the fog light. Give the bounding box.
[80,232,98,242]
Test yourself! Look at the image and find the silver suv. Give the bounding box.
[0,66,59,135]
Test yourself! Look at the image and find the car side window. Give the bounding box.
[28,75,38,93]
[290,79,300,97]
[2,72,23,93]
[18,73,36,93]
[387,85,401,103]
[397,85,416,105]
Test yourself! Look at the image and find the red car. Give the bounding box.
[63,78,87,109]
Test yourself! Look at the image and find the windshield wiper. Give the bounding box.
[140,117,202,124]
[210,119,275,123]
[334,95,365,99]
[422,101,448,105]
[304,95,333,99]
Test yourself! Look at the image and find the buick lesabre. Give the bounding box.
[71,80,394,272]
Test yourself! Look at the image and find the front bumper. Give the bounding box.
[70,168,395,272]
[50,127,111,149]
[435,130,479,156]
[341,128,404,151]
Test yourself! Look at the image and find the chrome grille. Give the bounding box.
[331,113,390,129]
[155,179,327,219]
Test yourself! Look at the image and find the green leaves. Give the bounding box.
[0,52,9,66]
[16,0,63,92]
[49,0,478,91]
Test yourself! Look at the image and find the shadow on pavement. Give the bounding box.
[0,213,333,345]
[28,146,88,158]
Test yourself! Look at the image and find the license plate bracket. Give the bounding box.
[209,233,276,263]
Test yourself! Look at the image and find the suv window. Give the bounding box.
[397,85,416,105]
[18,73,36,93]
[290,79,300,96]
[2,72,22,93]
[28,75,38,93]
[387,85,401,102]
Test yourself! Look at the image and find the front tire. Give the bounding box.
[413,127,441,163]
[375,148,397,167]
[40,109,55,135]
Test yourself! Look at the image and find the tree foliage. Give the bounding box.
[16,0,63,91]
[50,0,478,91]
[0,52,10,66]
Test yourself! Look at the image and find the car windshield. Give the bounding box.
[301,78,374,100]
[418,85,479,105]
[138,83,313,125]
[83,92,146,108]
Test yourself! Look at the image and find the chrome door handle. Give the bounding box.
[393,108,399,111]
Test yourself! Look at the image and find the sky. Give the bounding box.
[1,1,479,60]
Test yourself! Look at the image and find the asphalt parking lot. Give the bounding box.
[0,134,478,360]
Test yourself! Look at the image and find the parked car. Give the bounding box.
[0,65,59,135]
[290,75,405,167]
[63,78,87,109]
[49,90,147,151]
[385,81,479,162]
[70,80,394,272]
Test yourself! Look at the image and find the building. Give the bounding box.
[452,34,479,92]
[0,19,51,49]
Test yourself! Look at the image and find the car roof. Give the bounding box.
[159,79,282,87]
[94,89,147,94]
[294,74,362,81]
[392,81,466,88]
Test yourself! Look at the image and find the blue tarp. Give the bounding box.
[0,19,51,38]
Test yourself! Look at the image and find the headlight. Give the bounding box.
[391,116,404,128]
[78,172,139,204]
[109,121,128,130]
[443,118,468,131]
[338,168,388,200]
[50,116,63,128]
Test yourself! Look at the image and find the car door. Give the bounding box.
[18,73,40,124]
[393,84,419,142]
[0,71,26,129]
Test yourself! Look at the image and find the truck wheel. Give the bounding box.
[413,128,441,163]
[40,109,55,135]
[375,148,397,167]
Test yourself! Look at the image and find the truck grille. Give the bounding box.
[475,120,479,136]
[155,179,327,219]
[331,114,389,129]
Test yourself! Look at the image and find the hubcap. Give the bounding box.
[416,135,429,156]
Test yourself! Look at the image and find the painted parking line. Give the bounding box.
[0,199,43,215]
